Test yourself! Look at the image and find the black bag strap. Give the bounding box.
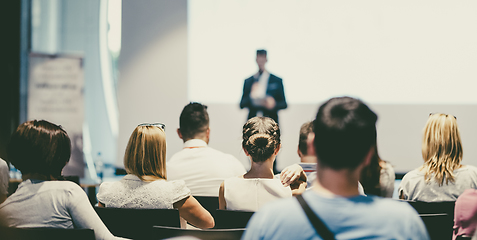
[296,195,335,240]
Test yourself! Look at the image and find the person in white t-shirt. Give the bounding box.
[167,102,247,197]
[0,120,125,240]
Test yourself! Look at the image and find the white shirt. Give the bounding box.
[167,139,247,197]
[0,159,8,195]
[224,176,292,212]
[0,179,124,240]
[250,70,270,106]
[97,174,190,209]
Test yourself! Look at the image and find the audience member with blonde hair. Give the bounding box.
[97,123,214,229]
[219,117,307,212]
[0,120,125,240]
[399,113,477,202]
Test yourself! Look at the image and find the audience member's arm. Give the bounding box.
[0,194,6,205]
[219,182,226,210]
[280,164,307,187]
[0,159,9,204]
[173,196,214,229]
[68,186,128,240]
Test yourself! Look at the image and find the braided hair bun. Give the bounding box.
[242,117,280,162]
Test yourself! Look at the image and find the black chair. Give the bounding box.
[403,201,455,240]
[152,226,245,240]
[405,201,456,216]
[94,206,181,239]
[419,213,454,240]
[194,196,219,218]
[214,209,255,229]
[0,227,94,240]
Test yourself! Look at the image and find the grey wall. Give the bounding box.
[119,1,477,173]
[118,0,189,163]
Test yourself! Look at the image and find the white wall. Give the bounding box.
[119,1,477,173]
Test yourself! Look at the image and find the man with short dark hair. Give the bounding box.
[167,102,247,197]
[243,97,429,240]
[297,121,318,187]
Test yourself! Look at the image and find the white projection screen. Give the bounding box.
[187,0,477,173]
[189,0,477,104]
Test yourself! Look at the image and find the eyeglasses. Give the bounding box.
[137,122,166,131]
[429,113,457,120]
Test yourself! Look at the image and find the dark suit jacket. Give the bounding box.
[240,73,287,123]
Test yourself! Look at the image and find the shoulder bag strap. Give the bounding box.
[296,194,335,240]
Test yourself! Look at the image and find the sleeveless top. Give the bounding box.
[97,174,190,209]
[224,176,292,212]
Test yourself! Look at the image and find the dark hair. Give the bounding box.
[313,97,377,170]
[360,148,383,196]
[298,121,314,155]
[256,49,267,56]
[8,120,71,176]
[179,102,209,140]
[242,117,280,162]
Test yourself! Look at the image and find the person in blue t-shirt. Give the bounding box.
[243,96,429,240]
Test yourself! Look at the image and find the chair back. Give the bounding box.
[405,200,455,216]
[94,206,180,239]
[194,196,219,218]
[419,213,454,240]
[214,209,255,229]
[404,201,455,240]
[152,226,245,240]
[0,227,94,240]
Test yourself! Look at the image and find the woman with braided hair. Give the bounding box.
[218,117,307,211]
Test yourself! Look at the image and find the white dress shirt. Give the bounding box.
[167,139,247,197]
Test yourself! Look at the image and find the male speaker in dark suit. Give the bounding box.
[240,49,287,124]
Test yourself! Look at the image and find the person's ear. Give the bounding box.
[205,128,211,144]
[177,128,183,140]
[306,132,316,157]
[243,146,250,157]
[274,143,281,155]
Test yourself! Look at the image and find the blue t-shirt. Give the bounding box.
[243,190,429,240]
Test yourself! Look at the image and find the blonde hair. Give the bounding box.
[124,125,167,181]
[421,113,462,186]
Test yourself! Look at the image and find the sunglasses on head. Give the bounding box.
[137,122,166,131]
[429,113,456,120]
